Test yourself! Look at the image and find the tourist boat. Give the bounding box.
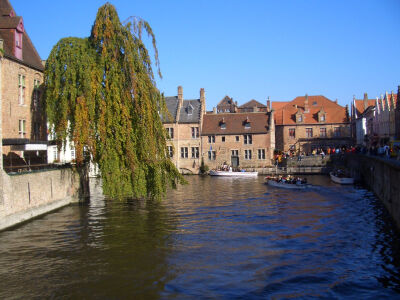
[209,170,258,177]
[329,171,354,185]
[265,177,309,189]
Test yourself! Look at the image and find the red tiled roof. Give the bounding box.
[238,99,266,108]
[354,99,376,116]
[271,102,288,111]
[273,95,348,125]
[0,0,43,71]
[202,112,271,135]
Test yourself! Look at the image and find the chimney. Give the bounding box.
[178,86,183,104]
[267,96,271,112]
[200,88,205,113]
[213,107,217,114]
[363,93,368,111]
[304,94,309,112]
[294,104,297,109]
[335,99,338,104]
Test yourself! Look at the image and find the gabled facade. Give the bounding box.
[201,111,274,169]
[238,99,268,113]
[351,93,376,146]
[0,0,47,172]
[273,95,351,154]
[162,86,205,174]
[216,95,237,113]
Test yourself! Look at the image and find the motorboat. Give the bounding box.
[265,176,309,189]
[209,170,258,177]
[330,171,354,185]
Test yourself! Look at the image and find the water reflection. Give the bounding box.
[0,176,399,299]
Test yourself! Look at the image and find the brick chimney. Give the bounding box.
[177,86,183,104]
[304,94,309,112]
[213,107,217,114]
[200,88,205,112]
[363,93,368,111]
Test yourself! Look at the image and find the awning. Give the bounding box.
[3,138,48,151]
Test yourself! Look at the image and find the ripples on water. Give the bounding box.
[0,176,400,299]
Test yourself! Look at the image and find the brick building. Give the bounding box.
[216,95,237,113]
[237,99,268,113]
[272,95,351,154]
[0,0,47,171]
[201,110,275,169]
[162,86,205,174]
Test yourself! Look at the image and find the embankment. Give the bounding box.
[0,167,88,231]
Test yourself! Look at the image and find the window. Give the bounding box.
[222,136,225,142]
[244,122,251,129]
[53,147,58,161]
[18,74,25,105]
[33,79,40,110]
[180,147,188,158]
[167,146,173,158]
[320,114,325,122]
[320,128,327,137]
[244,149,252,160]
[235,136,240,142]
[18,119,26,137]
[312,101,317,106]
[208,135,215,143]
[334,127,340,137]
[289,128,295,138]
[191,147,199,158]
[244,134,252,144]
[166,127,174,139]
[71,147,76,160]
[258,149,265,159]
[231,150,238,156]
[187,105,193,115]
[306,128,313,138]
[297,115,303,122]
[220,123,226,129]
[191,127,199,138]
[208,150,216,160]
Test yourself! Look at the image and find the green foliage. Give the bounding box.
[44,3,185,200]
[199,158,209,174]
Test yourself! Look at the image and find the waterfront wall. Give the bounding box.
[346,154,400,229]
[0,167,88,231]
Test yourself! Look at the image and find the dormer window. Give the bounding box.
[312,101,317,106]
[297,115,303,123]
[186,104,193,115]
[244,122,251,129]
[318,109,326,122]
[219,117,226,129]
[320,114,325,122]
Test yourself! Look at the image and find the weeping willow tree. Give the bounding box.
[44,3,184,200]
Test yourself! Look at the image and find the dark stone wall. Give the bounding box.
[345,154,400,229]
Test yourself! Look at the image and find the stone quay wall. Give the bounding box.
[0,167,88,231]
[345,154,400,229]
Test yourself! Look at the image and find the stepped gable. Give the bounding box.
[202,112,270,135]
[0,0,43,71]
[273,95,347,125]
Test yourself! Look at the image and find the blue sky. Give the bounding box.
[12,0,400,110]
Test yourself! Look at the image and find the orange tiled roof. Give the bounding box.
[354,99,376,116]
[273,95,348,125]
[202,112,271,135]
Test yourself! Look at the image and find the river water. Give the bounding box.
[1,176,400,299]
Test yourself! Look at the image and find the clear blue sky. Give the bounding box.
[12,0,400,110]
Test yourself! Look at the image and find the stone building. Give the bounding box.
[216,95,237,113]
[201,110,275,169]
[162,86,205,174]
[272,95,351,154]
[0,0,47,171]
[351,93,376,146]
[396,86,400,140]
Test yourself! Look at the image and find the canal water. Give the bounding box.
[1,176,400,299]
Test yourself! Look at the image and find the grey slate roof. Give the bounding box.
[179,99,201,123]
[162,96,179,123]
[161,96,201,124]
